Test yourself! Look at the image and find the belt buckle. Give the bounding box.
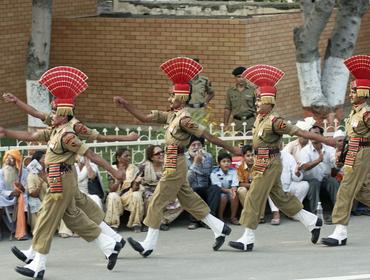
[241,116,247,120]
[193,103,200,108]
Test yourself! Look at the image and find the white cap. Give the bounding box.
[333,129,346,139]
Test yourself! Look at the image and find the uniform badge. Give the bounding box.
[352,120,358,128]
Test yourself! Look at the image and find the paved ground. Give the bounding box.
[1,214,370,280]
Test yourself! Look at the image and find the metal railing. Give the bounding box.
[0,120,343,172]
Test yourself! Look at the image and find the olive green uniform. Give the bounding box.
[188,76,214,124]
[43,113,104,225]
[32,122,101,254]
[144,108,210,228]
[332,103,370,225]
[225,84,256,131]
[239,112,303,229]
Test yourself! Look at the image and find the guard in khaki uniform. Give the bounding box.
[0,66,124,279]
[224,66,256,132]
[187,57,215,123]
[2,93,133,266]
[113,57,240,257]
[228,64,336,252]
[321,55,370,247]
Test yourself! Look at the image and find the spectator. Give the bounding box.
[267,149,310,225]
[59,155,104,238]
[299,125,339,213]
[26,151,47,234]
[224,66,256,132]
[282,117,315,162]
[0,149,28,240]
[186,136,220,230]
[105,148,144,232]
[75,155,104,209]
[211,152,239,225]
[236,145,266,223]
[141,145,182,231]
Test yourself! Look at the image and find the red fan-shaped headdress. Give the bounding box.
[160,57,203,98]
[344,55,370,97]
[39,66,88,116]
[242,64,284,104]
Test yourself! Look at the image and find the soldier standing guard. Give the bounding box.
[224,66,256,132]
[321,55,370,247]
[113,57,240,257]
[228,65,336,252]
[0,66,124,279]
[187,57,215,124]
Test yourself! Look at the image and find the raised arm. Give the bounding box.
[294,129,336,147]
[0,127,40,142]
[113,96,153,123]
[96,132,139,142]
[201,130,241,155]
[2,93,46,121]
[84,149,125,181]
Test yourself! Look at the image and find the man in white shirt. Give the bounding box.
[267,149,309,225]
[299,125,339,213]
[283,117,315,162]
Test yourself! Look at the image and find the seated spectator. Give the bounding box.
[104,148,144,232]
[299,125,339,214]
[211,152,239,225]
[332,129,346,183]
[185,136,220,230]
[236,144,266,224]
[59,155,104,238]
[0,149,28,240]
[75,155,104,209]
[26,151,47,234]
[267,149,310,225]
[282,117,314,162]
[140,145,182,231]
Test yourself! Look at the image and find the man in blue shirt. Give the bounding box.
[185,136,220,230]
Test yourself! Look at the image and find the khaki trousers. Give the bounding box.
[332,147,370,225]
[239,158,303,229]
[32,171,101,254]
[144,155,210,229]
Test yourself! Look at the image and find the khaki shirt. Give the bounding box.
[225,84,256,118]
[189,76,214,105]
[34,122,89,166]
[27,173,47,200]
[151,108,205,148]
[43,113,100,141]
[252,112,298,149]
[345,103,370,138]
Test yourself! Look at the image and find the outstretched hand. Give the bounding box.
[2,93,17,103]
[231,146,242,156]
[125,132,139,141]
[113,96,129,108]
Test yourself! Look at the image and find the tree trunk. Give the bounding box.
[322,0,369,108]
[26,0,53,128]
[294,0,335,112]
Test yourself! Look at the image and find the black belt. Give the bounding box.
[234,115,254,121]
[359,142,370,147]
[187,103,205,108]
[47,163,72,173]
